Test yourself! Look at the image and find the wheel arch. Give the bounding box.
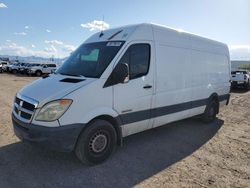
[207,93,219,114]
[78,114,123,147]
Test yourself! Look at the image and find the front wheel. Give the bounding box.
[75,119,117,165]
[202,100,217,123]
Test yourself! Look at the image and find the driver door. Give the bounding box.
[113,42,154,137]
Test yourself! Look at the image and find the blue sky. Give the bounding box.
[0,0,249,59]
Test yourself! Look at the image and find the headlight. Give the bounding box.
[35,99,72,121]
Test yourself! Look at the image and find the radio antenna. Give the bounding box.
[99,15,104,38]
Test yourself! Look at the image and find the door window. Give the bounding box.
[119,44,150,80]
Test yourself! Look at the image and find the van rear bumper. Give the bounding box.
[12,114,84,152]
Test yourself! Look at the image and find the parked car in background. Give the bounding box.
[231,70,250,89]
[5,63,12,72]
[1,62,9,72]
[28,63,57,76]
[26,63,41,75]
[0,61,9,72]
[9,62,21,74]
[23,63,35,75]
[18,63,30,74]
[0,63,2,73]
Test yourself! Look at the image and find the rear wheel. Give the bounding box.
[202,100,217,123]
[75,119,117,165]
[35,70,42,76]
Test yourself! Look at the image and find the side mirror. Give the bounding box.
[103,63,129,88]
[115,63,129,83]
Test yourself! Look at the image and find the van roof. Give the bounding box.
[84,23,229,56]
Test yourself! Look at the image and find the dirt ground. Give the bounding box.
[0,73,249,188]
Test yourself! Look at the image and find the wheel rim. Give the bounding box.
[89,131,108,153]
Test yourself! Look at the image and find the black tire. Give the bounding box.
[244,80,250,90]
[75,119,117,165]
[12,69,17,74]
[202,100,217,123]
[35,70,42,76]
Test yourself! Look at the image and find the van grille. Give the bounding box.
[13,96,36,122]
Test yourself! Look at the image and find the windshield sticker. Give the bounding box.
[107,42,122,47]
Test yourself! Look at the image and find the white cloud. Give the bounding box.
[0,3,7,8]
[51,45,57,52]
[62,44,76,52]
[44,40,77,56]
[45,40,63,45]
[24,26,32,29]
[14,32,27,36]
[0,39,76,58]
[44,46,57,53]
[44,40,76,53]
[81,20,110,31]
[10,42,17,46]
[0,43,53,57]
[46,29,51,33]
[229,45,250,50]
[229,45,250,60]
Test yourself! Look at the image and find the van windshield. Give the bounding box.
[56,41,124,78]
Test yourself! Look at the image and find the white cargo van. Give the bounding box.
[12,23,230,165]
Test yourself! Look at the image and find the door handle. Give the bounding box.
[143,85,152,89]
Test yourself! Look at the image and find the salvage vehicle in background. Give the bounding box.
[24,63,40,75]
[28,63,57,76]
[0,62,9,72]
[231,70,250,89]
[9,62,21,74]
[18,63,29,74]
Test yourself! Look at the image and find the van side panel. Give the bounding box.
[152,25,230,128]
[152,43,194,127]
[188,50,230,116]
[190,36,230,106]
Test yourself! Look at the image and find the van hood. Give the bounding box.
[19,74,95,107]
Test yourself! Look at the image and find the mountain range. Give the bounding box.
[0,55,66,65]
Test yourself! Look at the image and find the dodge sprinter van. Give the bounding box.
[12,23,230,165]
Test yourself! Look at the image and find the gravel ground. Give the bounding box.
[0,73,249,188]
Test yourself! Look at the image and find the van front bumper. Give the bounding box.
[12,114,84,152]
